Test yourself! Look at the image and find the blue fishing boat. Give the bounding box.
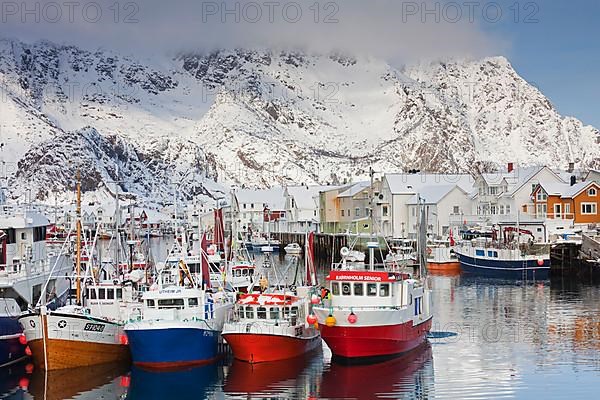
[454,241,550,280]
[125,254,234,369]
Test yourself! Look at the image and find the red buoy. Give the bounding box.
[120,376,131,388]
[307,314,318,325]
[348,312,358,324]
[25,346,32,356]
[19,377,29,390]
[19,334,27,345]
[537,259,544,266]
[25,363,34,374]
[120,334,129,345]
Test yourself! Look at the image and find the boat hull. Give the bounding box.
[223,332,321,363]
[125,323,220,369]
[318,318,432,361]
[19,312,129,370]
[456,253,550,280]
[427,261,461,272]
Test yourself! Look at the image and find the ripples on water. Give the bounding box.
[3,253,600,399]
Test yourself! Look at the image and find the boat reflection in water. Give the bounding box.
[0,361,28,399]
[224,350,324,398]
[127,363,220,400]
[319,342,434,399]
[26,362,129,400]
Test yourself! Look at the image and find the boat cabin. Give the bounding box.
[140,287,215,322]
[233,293,305,326]
[231,263,255,279]
[324,271,421,309]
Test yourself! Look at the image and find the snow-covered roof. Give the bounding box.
[287,185,331,209]
[406,185,465,205]
[385,174,475,195]
[235,187,286,210]
[0,210,49,229]
[337,181,370,198]
[538,181,598,198]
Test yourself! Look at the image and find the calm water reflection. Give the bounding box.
[3,253,600,399]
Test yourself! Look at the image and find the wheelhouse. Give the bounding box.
[232,293,305,325]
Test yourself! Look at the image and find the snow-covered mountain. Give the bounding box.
[0,38,598,202]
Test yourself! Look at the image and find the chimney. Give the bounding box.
[568,162,574,173]
[570,175,576,186]
[507,162,514,173]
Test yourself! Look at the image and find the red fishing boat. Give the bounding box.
[313,186,433,362]
[222,232,321,363]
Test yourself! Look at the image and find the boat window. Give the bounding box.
[189,298,199,306]
[331,282,340,296]
[158,299,185,309]
[89,289,97,299]
[106,289,114,300]
[367,283,377,296]
[245,307,254,319]
[475,249,485,257]
[270,307,280,319]
[341,283,351,296]
[257,307,267,319]
[116,289,123,299]
[283,307,290,317]
[353,283,364,296]
[242,269,248,276]
[235,270,241,277]
[379,283,390,297]
[291,307,299,316]
[249,269,254,276]
[98,289,106,300]
[147,299,155,307]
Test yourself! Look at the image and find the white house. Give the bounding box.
[379,173,476,239]
[285,185,329,232]
[235,187,287,233]
[471,165,565,224]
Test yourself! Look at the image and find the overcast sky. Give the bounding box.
[1,0,598,127]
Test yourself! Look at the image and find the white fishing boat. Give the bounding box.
[284,242,302,255]
[1,206,73,367]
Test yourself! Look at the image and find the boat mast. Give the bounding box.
[369,166,375,271]
[114,164,120,277]
[75,170,82,305]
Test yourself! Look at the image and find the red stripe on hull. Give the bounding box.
[427,261,461,272]
[319,318,432,359]
[134,357,220,371]
[223,333,321,363]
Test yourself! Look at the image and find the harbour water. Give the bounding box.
[2,252,600,399]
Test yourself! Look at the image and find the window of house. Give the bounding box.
[341,209,345,217]
[367,283,377,296]
[536,204,547,217]
[581,203,597,215]
[353,283,364,296]
[347,210,350,217]
[489,187,498,195]
[355,208,360,217]
[453,206,459,214]
[412,207,416,217]
[382,206,389,217]
[379,283,390,297]
[506,205,511,215]
[536,190,547,202]
[589,188,597,196]
[554,204,562,218]
[243,203,247,209]
[565,203,571,217]
[21,232,26,240]
[490,205,497,215]
[499,205,504,214]
[331,282,340,296]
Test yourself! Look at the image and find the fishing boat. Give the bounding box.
[454,225,550,280]
[19,177,131,370]
[1,207,72,368]
[422,240,460,273]
[312,176,433,362]
[222,233,321,363]
[283,242,302,255]
[124,243,235,369]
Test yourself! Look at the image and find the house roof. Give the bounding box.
[235,187,286,210]
[385,174,475,195]
[287,185,331,209]
[406,185,465,205]
[538,181,598,199]
[337,182,370,198]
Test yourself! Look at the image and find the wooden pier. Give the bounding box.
[275,232,349,263]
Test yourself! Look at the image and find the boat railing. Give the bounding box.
[0,259,50,279]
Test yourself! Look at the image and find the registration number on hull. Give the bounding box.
[84,323,105,332]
